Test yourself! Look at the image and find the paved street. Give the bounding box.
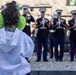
[29,53,76,71]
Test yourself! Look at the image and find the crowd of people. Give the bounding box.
[23,5,76,62]
[22,4,76,62]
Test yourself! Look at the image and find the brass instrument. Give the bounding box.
[40,17,47,29]
[74,17,76,30]
[57,17,62,29]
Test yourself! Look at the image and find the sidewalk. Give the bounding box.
[29,53,76,75]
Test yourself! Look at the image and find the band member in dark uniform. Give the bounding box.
[36,8,49,62]
[49,15,57,58]
[22,5,35,62]
[68,10,76,61]
[22,5,35,36]
[32,12,41,53]
[53,9,66,61]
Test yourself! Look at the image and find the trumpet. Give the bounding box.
[42,17,45,28]
[58,17,61,28]
[40,17,47,29]
[74,17,76,30]
[75,17,76,26]
[56,17,63,29]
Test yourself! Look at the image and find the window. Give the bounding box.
[67,0,76,6]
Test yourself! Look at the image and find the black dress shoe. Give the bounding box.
[59,59,63,62]
[43,59,48,62]
[70,60,74,62]
[50,56,53,58]
[36,59,41,62]
[56,59,58,62]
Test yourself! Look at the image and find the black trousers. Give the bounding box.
[23,25,31,36]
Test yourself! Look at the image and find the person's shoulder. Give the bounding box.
[53,18,57,22]
[68,19,73,22]
[0,27,6,31]
[0,28,4,34]
[36,18,41,22]
[19,30,25,35]
[44,17,48,20]
[20,30,31,38]
[0,27,4,31]
[68,19,74,25]
[69,19,73,21]
[37,18,41,20]
[61,18,66,22]
[44,18,49,22]
[60,18,65,20]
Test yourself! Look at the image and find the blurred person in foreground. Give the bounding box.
[0,1,34,75]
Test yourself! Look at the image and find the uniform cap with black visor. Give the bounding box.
[22,5,30,16]
[22,5,29,10]
[56,9,63,14]
[52,15,57,19]
[71,10,76,15]
[39,7,46,13]
[55,9,63,18]
[39,7,46,17]
[71,10,76,19]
